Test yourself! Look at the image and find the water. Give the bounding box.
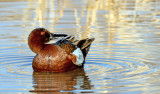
[0,0,160,93]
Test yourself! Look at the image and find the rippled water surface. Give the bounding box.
[1,0,160,93]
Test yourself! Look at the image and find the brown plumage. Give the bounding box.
[28,28,94,72]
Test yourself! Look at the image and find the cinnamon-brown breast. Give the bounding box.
[32,44,77,72]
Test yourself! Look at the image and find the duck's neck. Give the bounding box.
[28,39,44,54]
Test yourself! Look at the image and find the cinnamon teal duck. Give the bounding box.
[28,28,94,72]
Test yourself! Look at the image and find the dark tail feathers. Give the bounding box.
[76,38,95,58]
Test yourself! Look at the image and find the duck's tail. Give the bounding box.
[65,36,95,57]
[76,38,95,58]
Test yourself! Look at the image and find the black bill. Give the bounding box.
[50,33,68,39]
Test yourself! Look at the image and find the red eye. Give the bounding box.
[41,32,45,35]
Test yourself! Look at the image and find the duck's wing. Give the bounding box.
[56,36,77,53]
[56,37,85,67]
[56,37,94,66]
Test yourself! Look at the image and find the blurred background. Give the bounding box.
[0,0,160,93]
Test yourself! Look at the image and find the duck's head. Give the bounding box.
[28,28,68,53]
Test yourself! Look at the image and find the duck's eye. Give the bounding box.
[41,32,45,35]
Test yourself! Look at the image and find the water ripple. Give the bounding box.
[82,43,160,93]
[1,0,160,93]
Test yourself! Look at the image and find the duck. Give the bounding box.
[28,28,94,72]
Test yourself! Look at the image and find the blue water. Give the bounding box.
[1,0,160,93]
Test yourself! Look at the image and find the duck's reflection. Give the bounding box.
[30,68,92,93]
